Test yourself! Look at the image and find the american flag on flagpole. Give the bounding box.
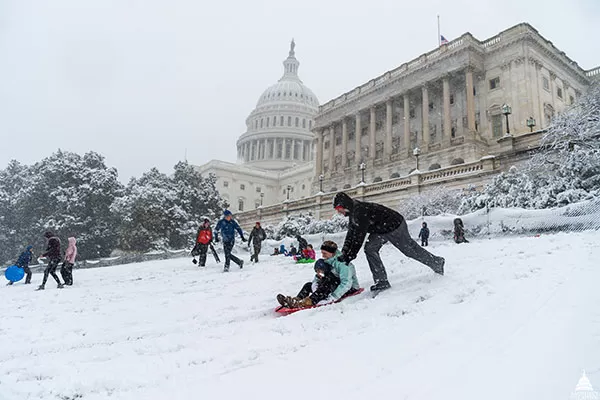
[440,35,449,45]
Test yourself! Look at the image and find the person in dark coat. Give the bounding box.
[418,222,430,247]
[296,235,308,254]
[214,210,246,272]
[7,245,34,285]
[453,218,469,244]
[192,219,213,266]
[248,222,266,263]
[333,192,445,292]
[37,231,64,290]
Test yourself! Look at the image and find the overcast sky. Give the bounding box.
[0,0,598,181]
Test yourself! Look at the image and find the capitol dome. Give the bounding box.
[237,40,319,171]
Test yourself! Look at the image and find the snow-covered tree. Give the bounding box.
[398,186,463,220]
[265,213,348,240]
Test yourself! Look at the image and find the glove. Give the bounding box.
[192,258,198,264]
[241,236,247,243]
[336,254,350,265]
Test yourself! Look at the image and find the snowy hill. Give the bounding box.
[1,231,599,400]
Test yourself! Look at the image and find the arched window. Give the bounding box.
[343,184,352,189]
[273,116,277,126]
[288,116,292,126]
[302,119,306,128]
[390,172,400,179]
[260,119,263,128]
[238,199,244,212]
[429,163,441,170]
[295,117,299,127]
[266,118,270,127]
[451,158,465,165]
[373,177,383,183]
[309,120,312,130]
[280,116,284,126]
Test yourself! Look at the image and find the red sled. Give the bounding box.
[275,288,365,316]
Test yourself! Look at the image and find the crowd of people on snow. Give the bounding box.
[6,192,470,307]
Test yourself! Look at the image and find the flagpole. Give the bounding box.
[437,15,441,47]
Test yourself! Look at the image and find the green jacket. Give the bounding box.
[325,251,360,300]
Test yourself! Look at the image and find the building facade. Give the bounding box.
[196,40,319,212]
[312,23,598,192]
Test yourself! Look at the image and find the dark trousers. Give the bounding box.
[41,258,62,286]
[364,220,444,284]
[191,243,209,266]
[223,241,242,268]
[250,242,261,262]
[421,238,429,247]
[297,274,341,304]
[60,262,74,285]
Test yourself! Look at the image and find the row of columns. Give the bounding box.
[316,69,477,174]
[239,138,313,163]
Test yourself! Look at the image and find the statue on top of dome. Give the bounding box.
[289,39,295,56]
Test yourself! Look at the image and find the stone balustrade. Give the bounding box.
[587,67,600,78]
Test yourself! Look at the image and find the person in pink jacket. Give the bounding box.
[60,237,77,286]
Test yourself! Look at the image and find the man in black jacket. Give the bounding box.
[247,222,266,263]
[37,231,64,290]
[333,192,444,292]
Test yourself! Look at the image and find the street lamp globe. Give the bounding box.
[526,116,536,132]
[501,103,512,116]
[413,147,421,157]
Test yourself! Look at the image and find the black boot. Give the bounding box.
[239,260,244,269]
[370,280,391,292]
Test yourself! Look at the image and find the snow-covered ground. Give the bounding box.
[1,231,599,399]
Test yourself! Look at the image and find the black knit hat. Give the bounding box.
[320,242,337,254]
[333,192,353,210]
[314,259,332,274]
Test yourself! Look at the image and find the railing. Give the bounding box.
[586,67,600,78]
[421,163,484,183]
[482,35,502,48]
[364,178,412,193]
[451,136,465,145]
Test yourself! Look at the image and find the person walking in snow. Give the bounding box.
[296,235,308,254]
[418,222,430,247]
[247,222,266,263]
[192,218,213,266]
[333,192,445,293]
[277,240,360,309]
[214,210,246,272]
[7,245,34,285]
[37,231,64,290]
[60,237,77,286]
[453,218,469,244]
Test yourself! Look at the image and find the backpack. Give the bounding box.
[197,229,212,245]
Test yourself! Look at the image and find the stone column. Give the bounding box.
[262,139,267,159]
[443,76,452,145]
[271,138,276,159]
[315,131,323,173]
[465,68,476,132]
[355,113,362,163]
[291,139,296,160]
[369,107,376,159]
[404,94,410,152]
[328,126,335,174]
[421,85,430,148]
[341,118,348,169]
[385,99,393,159]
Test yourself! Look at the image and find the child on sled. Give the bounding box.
[277,241,360,309]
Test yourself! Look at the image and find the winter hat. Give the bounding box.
[26,245,33,252]
[203,218,210,223]
[333,192,353,212]
[255,221,261,226]
[44,231,53,239]
[314,259,332,274]
[422,222,427,227]
[320,241,337,254]
[223,210,232,216]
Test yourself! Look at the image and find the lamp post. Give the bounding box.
[413,147,421,171]
[260,192,264,206]
[318,174,324,192]
[286,185,291,201]
[526,116,536,132]
[501,103,512,135]
[359,162,366,184]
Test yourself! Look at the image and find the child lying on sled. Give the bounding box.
[277,241,360,309]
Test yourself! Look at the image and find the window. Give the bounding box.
[295,117,299,127]
[273,116,277,126]
[557,87,563,99]
[489,77,500,90]
[409,108,416,118]
[543,77,550,91]
[492,114,503,137]
[260,118,264,128]
[280,116,284,125]
[240,184,245,190]
[348,130,355,140]
[335,135,342,145]
[473,86,477,96]
[302,119,306,128]
[302,184,305,190]
[429,102,434,111]
[288,116,292,126]
[309,120,313,130]
[238,199,244,212]
[450,94,455,105]
[569,95,575,105]
[266,118,269,127]
[256,187,261,193]
[223,181,229,188]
